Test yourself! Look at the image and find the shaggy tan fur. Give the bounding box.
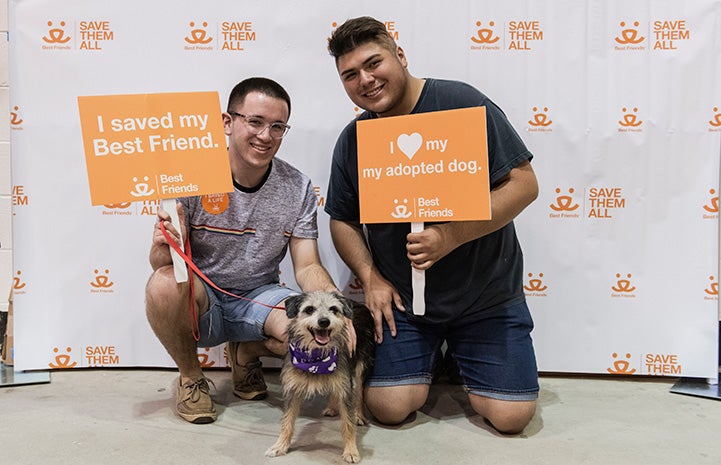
[265,291,375,463]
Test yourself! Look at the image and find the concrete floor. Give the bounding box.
[1,368,720,465]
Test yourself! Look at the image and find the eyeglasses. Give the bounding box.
[228,111,291,139]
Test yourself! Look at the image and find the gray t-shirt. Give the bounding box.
[180,158,318,291]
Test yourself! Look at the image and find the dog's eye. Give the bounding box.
[303,306,316,315]
[329,306,340,315]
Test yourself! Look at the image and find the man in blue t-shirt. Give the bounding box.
[326,16,540,434]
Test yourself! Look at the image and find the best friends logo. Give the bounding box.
[470,20,501,50]
[614,20,646,50]
[42,20,72,49]
[42,19,116,51]
[523,272,548,297]
[549,187,580,219]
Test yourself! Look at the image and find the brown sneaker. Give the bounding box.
[228,341,268,400]
[176,376,217,424]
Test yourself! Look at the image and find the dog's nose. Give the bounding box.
[318,317,330,328]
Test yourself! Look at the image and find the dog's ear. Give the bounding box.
[334,293,354,319]
[284,294,304,319]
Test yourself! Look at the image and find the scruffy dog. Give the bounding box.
[265,291,375,463]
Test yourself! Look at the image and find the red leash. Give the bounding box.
[158,221,285,341]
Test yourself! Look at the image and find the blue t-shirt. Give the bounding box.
[325,79,533,324]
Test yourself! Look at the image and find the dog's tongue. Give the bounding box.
[314,329,331,345]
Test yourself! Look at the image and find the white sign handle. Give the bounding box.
[411,222,425,315]
[161,198,188,283]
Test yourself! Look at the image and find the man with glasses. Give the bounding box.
[325,17,540,434]
[145,77,341,424]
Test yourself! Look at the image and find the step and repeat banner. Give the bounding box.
[9,0,721,378]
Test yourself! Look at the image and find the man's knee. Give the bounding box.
[469,395,536,434]
[145,266,179,306]
[365,385,428,425]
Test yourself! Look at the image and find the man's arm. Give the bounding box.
[288,236,338,293]
[406,160,538,270]
[329,219,404,343]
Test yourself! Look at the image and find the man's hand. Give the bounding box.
[363,272,404,344]
[405,224,455,271]
[153,203,186,247]
[149,202,187,270]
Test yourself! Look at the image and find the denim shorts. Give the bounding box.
[196,282,297,348]
[369,301,539,401]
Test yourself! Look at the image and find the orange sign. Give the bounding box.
[77,91,232,205]
[357,107,490,223]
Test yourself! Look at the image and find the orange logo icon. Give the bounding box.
[704,189,719,214]
[612,273,636,293]
[550,187,579,212]
[607,352,636,374]
[705,276,718,297]
[185,21,213,44]
[523,273,547,292]
[709,107,721,128]
[202,193,229,215]
[43,20,71,44]
[103,202,131,209]
[198,348,216,367]
[10,105,23,126]
[471,21,500,44]
[618,107,642,127]
[528,107,552,127]
[346,277,364,296]
[102,202,133,216]
[49,347,78,369]
[615,21,645,45]
[12,270,26,290]
[349,277,363,291]
[90,268,114,289]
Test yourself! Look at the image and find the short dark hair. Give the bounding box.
[227,77,291,117]
[328,16,397,61]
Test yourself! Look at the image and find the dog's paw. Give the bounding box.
[265,444,289,458]
[342,449,361,463]
[322,406,339,417]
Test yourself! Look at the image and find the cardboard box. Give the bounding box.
[1,289,13,366]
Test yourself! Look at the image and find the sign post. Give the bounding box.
[77,91,233,282]
[357,107,491,315]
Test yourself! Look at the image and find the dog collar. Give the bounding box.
[288,341,338,374]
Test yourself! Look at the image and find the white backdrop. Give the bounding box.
[8,0,721,379]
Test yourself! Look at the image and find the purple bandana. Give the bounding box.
[289,341,338,374]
